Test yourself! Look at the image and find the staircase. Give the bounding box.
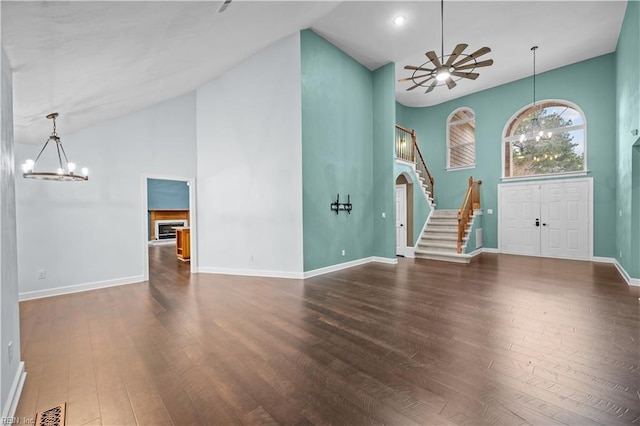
[395,125,480,264]
[414,169,434,206]
[415,209,474,263]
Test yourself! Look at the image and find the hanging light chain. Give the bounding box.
[440,0,445,61]
[531,46,538,109]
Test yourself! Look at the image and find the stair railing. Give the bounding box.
[395,124,435,200]
[457,176,482,253]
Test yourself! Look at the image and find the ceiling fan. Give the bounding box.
[399,0,493,93]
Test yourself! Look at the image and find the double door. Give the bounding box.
[499,179,591,260]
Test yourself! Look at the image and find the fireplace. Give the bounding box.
[149,209,189,241]
[155,219,188,240]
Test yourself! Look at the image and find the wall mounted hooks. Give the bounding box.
[331,194,352,215]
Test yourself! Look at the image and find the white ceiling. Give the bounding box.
[2,1,627,145]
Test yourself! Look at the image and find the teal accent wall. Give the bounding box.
[147,178,189,210]
[372,63,397,258]
[394,163,431,246]
[147,178,189,240]
[615,0,640,278]
[396,101,408,128]
[301,30,374,271]
[399,55,617,257]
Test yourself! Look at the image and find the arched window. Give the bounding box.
[503,101,586,178]
[447,108,475,170]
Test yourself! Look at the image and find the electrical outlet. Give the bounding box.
[620,210,623,217]
[620,250,623,258]
[341,249,346,256]
[7,341,13,363]
[487,209,493,214]
[37,270,46,280]
[381,212,386,218]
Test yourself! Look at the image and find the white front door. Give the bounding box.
[396,185,407,256]
[500,184,541,256]
[499,179,591,259]
[540,181,590,259]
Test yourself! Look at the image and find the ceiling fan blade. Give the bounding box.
[453,46,492,67]
[425,51,442,68]
[398,74,432,83]
[407,76,435,91]
[445,43,468,67]
[455,59,494,71]
[404,65,434,72]
[451,71,479,80]
[445,77,457,90]
[425,79,438,93]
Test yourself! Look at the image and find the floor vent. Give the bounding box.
[35,403,66,426]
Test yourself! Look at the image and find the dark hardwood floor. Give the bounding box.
[15,246,640,425]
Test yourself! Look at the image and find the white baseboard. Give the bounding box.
[482,247,500,254]
[371,256,398,265]
[592,256,615,263]
[197,267,304,279]
[303,256,397,279]
[467,248,483,257]
[612,259,640,287]
[19,275,145,301]
[1,362,26,419]
[199,256,399,280]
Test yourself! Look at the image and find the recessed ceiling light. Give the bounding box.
[394,16,406,26]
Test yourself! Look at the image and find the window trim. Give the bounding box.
[501,99,587,179]
[446,107,476,171]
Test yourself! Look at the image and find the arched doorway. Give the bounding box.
[395,173,414,256]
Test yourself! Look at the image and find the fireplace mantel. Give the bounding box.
[149,209,189,240]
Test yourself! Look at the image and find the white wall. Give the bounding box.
[196,33,303,276]
[1,48,24,419]
[15,92,197,299]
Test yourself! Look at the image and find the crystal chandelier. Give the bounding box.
[519,46,552,144]
[21,113,88,181]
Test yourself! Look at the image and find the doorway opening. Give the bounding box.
[142,175,197,281]
[395,173,414,257]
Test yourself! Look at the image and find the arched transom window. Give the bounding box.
[503,101,586,178]
[447,107,475,170]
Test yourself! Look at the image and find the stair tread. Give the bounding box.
[414,251,472,264]
[421,235,459,241]
[415,248,470,256]
[418,241,458,248]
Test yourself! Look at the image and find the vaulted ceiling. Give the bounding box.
[2,1,627,145]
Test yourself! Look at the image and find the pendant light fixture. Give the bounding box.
[21,113,89,181]
[399,0,493,93]
[519,46,552,143]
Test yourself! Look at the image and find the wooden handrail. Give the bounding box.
[414,142,434,200]
[395,125,435,200]
[457,177,482,253]
[395,125,415,163]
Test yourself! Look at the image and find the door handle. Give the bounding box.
[542,223,547,226]
[535,219,540,227]
[400,224,404,227]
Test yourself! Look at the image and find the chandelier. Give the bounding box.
[519,46,552,143]
[21,113,88,181]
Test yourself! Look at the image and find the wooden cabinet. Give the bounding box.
[175,227,190,261]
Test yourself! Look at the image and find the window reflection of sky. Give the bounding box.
[544,106,584,126]
[567,130,585,156]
